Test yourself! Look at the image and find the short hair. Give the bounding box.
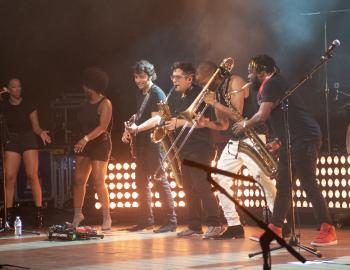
[249,55,278,74]
[7,77,21,87]
[82,67,109,94]
[196,61,217,76]
[133,60,157,81]
[171,62,195,77]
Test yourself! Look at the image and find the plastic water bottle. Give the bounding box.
[14,216,22,237]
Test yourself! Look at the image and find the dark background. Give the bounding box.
[0,0,349,160]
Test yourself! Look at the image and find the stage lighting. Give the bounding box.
[95,202,102,209]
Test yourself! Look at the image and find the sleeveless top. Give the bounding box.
[77,97,113,137]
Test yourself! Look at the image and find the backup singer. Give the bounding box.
[72,68,113,230]
[165,62,221,239]
[233,55,337,246]
[122,60,177,233]
[2,78,51,228]
[198,61,276,239]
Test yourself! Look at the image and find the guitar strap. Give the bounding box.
[135,90,151,122]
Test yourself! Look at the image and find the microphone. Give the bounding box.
[322,39,341,59]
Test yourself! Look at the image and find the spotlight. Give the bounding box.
[116,182,123,190]
[108,173,115,180]
[110,192,116,199]
[116,163,122,170]
[132,202,139,207]
[132,192,138,199]
[123,163,130,170]
[110,202,116,209]
[131,162,137,170]
[170,181,176,189]
[108,163,115,170]
[178,191,185,198]
[95,202,102,209]
[109,183,116,190]
[125,202,131,208]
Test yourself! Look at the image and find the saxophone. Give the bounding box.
[150,94,183,187]
[224,91,278,178]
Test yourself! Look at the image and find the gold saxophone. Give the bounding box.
[224,90,278,178]
[150,100,183,187]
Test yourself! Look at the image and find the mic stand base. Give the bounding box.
[249,234,322,259]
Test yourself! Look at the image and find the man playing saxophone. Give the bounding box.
[197,61,277,239]
[122,60,177,233]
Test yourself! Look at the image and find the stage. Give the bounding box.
[1,226,349,270]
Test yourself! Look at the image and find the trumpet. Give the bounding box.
[161,57,235,167]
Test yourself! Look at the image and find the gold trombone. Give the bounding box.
[161,57,235,167]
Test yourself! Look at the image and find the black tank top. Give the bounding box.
[77,97,113,136]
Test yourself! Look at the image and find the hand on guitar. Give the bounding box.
[124,122,138,135]
[122,130,132,143]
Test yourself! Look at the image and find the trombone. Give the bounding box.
[161,57,235,168]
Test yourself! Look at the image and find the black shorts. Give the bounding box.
[4,131,39,154]
[77,133,112,162]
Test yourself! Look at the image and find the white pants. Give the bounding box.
[214,137,276,226]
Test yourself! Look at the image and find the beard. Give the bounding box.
[249,76,261,93]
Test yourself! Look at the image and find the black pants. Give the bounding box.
[135,144,176,224]
[181,151,220,230]
[272,139,333,227]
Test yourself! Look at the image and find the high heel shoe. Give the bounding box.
[72,213,85,227]
[35,207,44,229]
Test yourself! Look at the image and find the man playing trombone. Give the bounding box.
[164,62,222,239]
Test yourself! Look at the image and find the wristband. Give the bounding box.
[243,121,247,128]
[83,135,89,142]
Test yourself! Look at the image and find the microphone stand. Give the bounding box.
[300,8,350,154]
[183,159,306,270]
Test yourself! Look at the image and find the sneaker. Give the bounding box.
[153,223,177,233]
[72,213,84,228]
[127,222,154,232]
[203,226,222,239]
[249,223,282,242]
[311,223,337,247]
[177,228,203,237]
[101,216,112,231]
[213,225,245,240]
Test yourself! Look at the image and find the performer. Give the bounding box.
[72,67,113,230]
[122,60,177,233]
[233,55,337,246]
[2,78,51,228]
[165,62,221,238]
[198,61,276,239]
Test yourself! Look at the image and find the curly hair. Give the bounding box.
[82,67,109,94]
[133,60,157,81]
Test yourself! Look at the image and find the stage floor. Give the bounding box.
[0,226,349,270]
